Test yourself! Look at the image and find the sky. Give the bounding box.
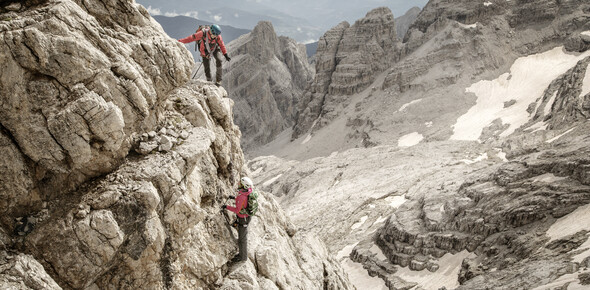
[136,0,429,42]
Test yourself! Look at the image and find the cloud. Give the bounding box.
[145,6,186,18]
[164,11,179,17]
[146,6,161,15]
[213,15,222,22]
[183,11,199,18]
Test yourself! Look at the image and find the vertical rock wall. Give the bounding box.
[292,7,400,139]
[0,1,353,289]
[224,21,313,151]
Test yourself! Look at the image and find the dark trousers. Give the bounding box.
[237,216,251,261]
[202,49,223,83]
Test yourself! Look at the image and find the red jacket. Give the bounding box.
[226,188,251,218]
[178,30,227,57]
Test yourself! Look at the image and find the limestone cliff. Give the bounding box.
[248,1,590,289]
[282,0,590,159]
[395,6,421,40]
[0,1,352,289]
[292,7,400,139]
[223,21,313,152]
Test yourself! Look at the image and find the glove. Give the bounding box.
[228,195,235,200]
[221,205,227,210]
[224,54,231,62]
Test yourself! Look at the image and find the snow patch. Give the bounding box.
[398,99,423,112]
[374,216,388,225]
[544,91,558,117]
[581,63,590,98]
[351,216,368,230]
[572,235,590,264]
[494,148,508,162]
[341,258,388,290]
[301,134,312,144]
[369,244,388,261]
[263,174,282,187]
[484,1,493,6]
[461,153,488,164]
[336,242,359,259]
[459,23,478,29]
[546,127,576,143]
[531,270,590,290]
[582,31,590,37]
[425,121,433,127]
[387,195,408,209]
[531,173,567,183]
[395,250,476,290]
[546,203,590,242]
[525,121,548,132]
[398,132,424,147]
[451,47,590,141]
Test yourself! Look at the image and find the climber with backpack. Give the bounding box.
[178,24,231,87]
[221,176,258,262]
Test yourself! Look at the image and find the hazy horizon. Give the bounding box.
[135,0,429,42]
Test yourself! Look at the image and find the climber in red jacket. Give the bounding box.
[222,177,254,262]
[178,24,231,87]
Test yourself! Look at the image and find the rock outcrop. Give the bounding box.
[0,0,191,220]
[222,21,313,152]
[278,0,590,161]
[248,1,590,289]
[292,7,400,139]
[0,1,352,289]
[395,6,421,40]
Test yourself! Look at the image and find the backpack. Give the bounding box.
[240,190,259,216]
[194,25,209,52]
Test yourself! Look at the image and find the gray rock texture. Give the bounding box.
[248,1,590,289]
[395,6,421,40]
[292,7,401,139]
[221,21,313,152]
[0,0,191,220]
[277,0,590,160]
[0,1,352,289]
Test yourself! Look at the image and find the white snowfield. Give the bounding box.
[451,47,590,141]
[395,250,476,290]
[398,98,423,112]
[582,62,590,97]
[546,203,590,242]
[398,132,424,147]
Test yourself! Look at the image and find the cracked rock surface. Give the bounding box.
[0,1,352,289]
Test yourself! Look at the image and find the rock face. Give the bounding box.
[292,7,400,139]
[223,21,313,152]
[0,0,191,220]
[248,1,590,289]
[0,1,352,289]
[395,6,421,40]
[276,0,590,161]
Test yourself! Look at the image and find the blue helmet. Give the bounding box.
[211,24,221,35]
